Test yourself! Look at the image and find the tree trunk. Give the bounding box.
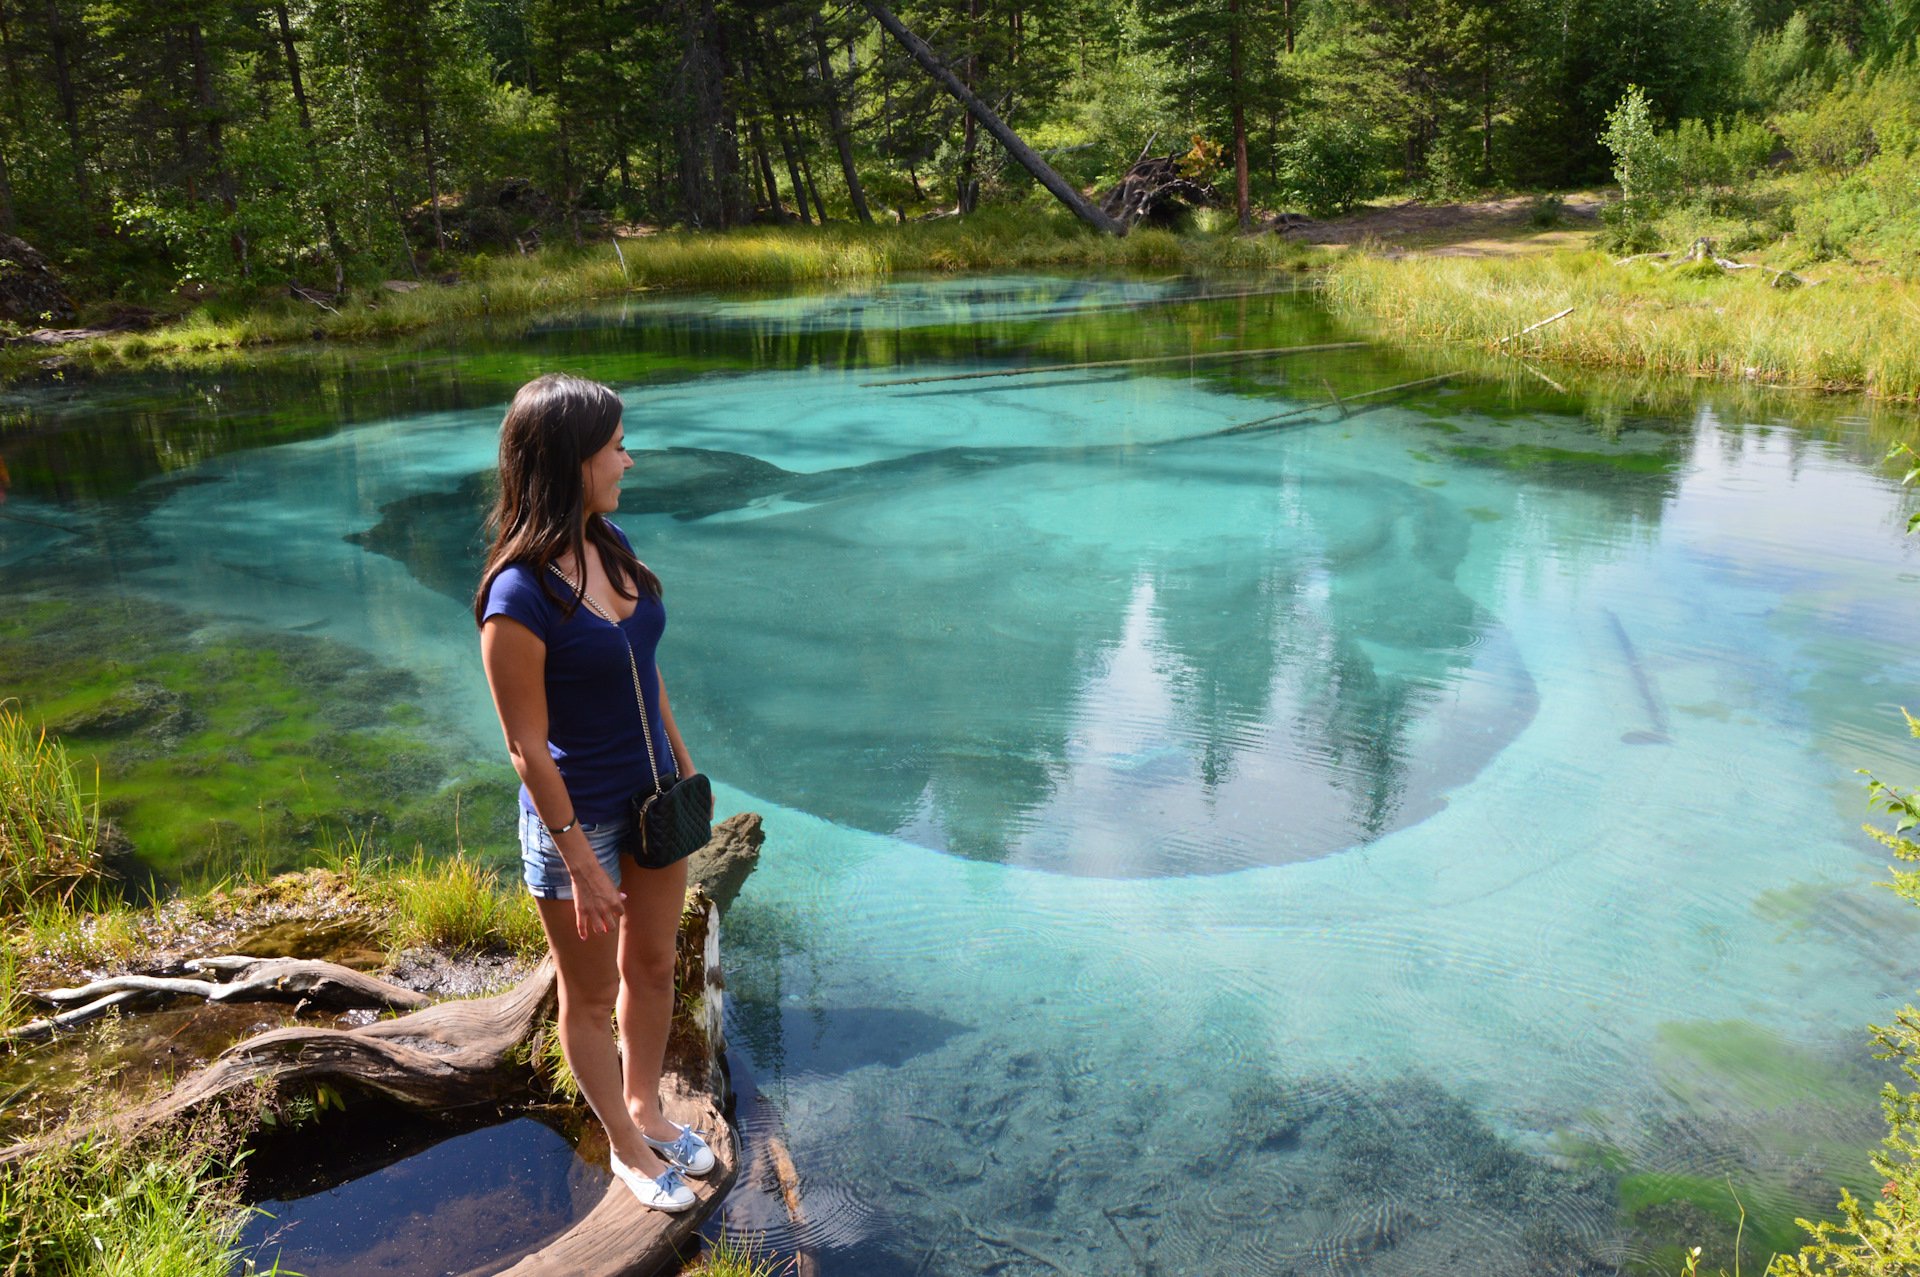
[1282,0,1295,53]
[773,112,810,224]
[810,12,872,224]
[188,21,247,277]
[387,182,421,277]
[957,0,979,214]
[863,0,1122,234]
[672,0,729,227]
[746,117,782,216]
[793,121,826,222]
[0,0,25,118]
[593,0,634,203]
[1481,65,1493,180]
[419,97,446,253]
[0,142,15,233]
[273,5,347,283]
[43,0,88,203]
[1229,0,1249,230]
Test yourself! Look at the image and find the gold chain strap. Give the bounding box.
[547,563,668,798]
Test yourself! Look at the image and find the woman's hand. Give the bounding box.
[568,862,627,940]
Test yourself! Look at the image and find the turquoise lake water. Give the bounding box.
[5,275,1920,1273]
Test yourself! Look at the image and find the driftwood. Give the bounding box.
[1615,237,1816,287]
[0,957,557,1167]
[7,956,431,1044]
[1099,150,1220,228]
[1496,306,1574,346]
[861,341,1368,388]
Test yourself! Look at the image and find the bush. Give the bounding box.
[1276,117,1386,216]
[1603,86,1681,206]
[1671,116,1778,195]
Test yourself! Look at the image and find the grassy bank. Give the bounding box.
[1325,249,1920,401]
[20,211,1319,370]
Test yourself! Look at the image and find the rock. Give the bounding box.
[688,812,764,914]
[0,234,76,326]
[381,279,423,293]
[52,681,197,744]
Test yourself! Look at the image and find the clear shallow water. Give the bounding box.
[5,275,1920,1273]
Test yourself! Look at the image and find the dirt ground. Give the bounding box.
[1276,192,1605,255]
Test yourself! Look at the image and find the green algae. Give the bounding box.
[0,595,515,881]
[1443,441,1680,474]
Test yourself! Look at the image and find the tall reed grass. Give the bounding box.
[0,705,105,915]
[1325,250,1920,401]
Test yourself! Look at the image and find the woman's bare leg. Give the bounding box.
[537,897,672,1176]
[616,854,687,1142]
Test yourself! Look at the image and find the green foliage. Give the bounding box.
[1276,118,1386,216]
[1603,86,1681,209]
[1670,117,1778,197]
[0,705,105,916]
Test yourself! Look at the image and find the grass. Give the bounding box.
[0,1097,275,1277]
[376,848,544,959]
[1324,248,1920,401]
[684,1231,796,1277]
[20,210,1320,371]
[0,704,106,915]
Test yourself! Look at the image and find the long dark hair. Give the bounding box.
[472,373,660,626]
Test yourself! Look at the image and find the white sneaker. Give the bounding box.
[611,1152,696,1212]
[642,1122,717,1177]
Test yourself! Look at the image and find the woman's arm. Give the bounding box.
[481,616,625,938]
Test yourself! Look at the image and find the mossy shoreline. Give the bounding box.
[1,211,1322,374]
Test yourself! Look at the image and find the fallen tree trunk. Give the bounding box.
[862,0,1124,236]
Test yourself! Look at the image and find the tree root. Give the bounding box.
[8,956,431,1044]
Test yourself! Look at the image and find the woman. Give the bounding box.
[474,373,715,1213]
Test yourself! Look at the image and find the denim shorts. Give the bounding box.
[518,805,629,900]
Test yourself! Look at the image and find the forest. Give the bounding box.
[0,0,1918,312]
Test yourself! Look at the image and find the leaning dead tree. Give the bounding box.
[863,0,1125,236]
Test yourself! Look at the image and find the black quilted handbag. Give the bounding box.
[547,564,713,869]
[632,771,713,870]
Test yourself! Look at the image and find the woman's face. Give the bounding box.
[580,421,633,516]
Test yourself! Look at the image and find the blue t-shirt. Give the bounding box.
[481,532,675,823]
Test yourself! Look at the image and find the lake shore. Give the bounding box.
[9,201,1918,406]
